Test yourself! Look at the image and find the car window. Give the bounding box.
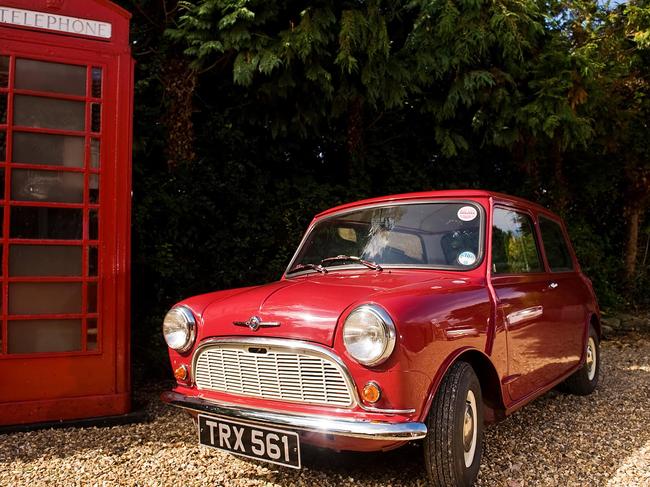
[491,208,543,274]
[539,216,574,272]
[291,202,483,271]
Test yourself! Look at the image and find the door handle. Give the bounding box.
[549,282,559,289]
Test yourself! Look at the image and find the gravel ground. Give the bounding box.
[1,333,649,487]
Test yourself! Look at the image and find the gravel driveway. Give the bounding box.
[1,333,649,487]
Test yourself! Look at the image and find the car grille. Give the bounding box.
[193,343,354,407]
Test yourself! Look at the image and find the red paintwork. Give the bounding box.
[0,0,132,425]
[167,190,600,451]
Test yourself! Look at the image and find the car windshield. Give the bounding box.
[289,202,483,273]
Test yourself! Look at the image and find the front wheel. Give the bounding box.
[424,361,483,487]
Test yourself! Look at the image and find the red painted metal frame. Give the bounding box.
[0,0,132,426]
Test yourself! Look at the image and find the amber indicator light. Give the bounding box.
[362,381,382,403]
[174,365,188,381]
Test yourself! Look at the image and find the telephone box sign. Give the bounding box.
[0,5,112,39]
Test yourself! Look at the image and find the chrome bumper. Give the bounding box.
[161,391,427,441]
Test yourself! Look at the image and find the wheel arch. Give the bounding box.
[420,348,506,425]
[589,312,601,339]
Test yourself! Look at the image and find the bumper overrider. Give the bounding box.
[161,391,427,441]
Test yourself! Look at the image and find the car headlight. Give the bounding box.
[162,305,196,353]
[343,304,396,366]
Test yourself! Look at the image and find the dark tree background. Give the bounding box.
[117,0,650,376]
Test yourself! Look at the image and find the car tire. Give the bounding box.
[560,325,600,395]
[424,361,483,487]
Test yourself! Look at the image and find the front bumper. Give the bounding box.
[161,391,427,442]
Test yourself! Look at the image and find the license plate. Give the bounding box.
[197,415,301,469]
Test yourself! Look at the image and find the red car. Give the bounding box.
[162,190,600,486]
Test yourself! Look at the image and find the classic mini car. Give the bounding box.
[161,190,600,486]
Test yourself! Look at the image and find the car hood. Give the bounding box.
[195,270,462,346]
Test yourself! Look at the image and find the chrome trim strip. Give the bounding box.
[506,305,543,326]
[359,404,416,415]
[445,327,480,339]
[162,391,427,441]
[191,337,416,415]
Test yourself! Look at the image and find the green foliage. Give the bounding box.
[167,0,553,151]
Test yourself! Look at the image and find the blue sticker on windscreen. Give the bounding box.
[458,251,477,266]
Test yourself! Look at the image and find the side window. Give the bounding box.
[539,217,574,272]
[491,208,543,274]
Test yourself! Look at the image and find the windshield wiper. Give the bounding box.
[320,255,383,271]
[287,263,329,275]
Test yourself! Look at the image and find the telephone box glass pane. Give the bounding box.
[12,169,84,203]
[88,247,98,276]
[91,67,102,98]
[89,174,99,203]
[14,95,85,131]
[10,245,82,276]
[91,103,101,133]
[87,318,98,351]
[0,131,6,161]
[90,139,100,168]
[87,282,97,313]
[15,59,86,96]
[13,132,84,167]
[11,207,83,240]
[8,319,82,353]
[0,93,6,124]
[89,210,98,240]
[9,282,82,314]
[0,56,8,87]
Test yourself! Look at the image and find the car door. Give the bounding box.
[490,206,555,402]
[535,215,584,375]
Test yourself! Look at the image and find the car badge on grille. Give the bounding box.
[233,316,281,331]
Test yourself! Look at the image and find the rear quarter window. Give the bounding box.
[539,216,574,272]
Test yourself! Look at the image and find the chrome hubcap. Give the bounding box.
[463,389,478,468]
[463,404,474,451]
[587,337,597,381]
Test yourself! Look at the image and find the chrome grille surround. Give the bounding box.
[192,338,355,407]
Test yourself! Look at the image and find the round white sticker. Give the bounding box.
[457,206,478,221]
[457,251,477,266]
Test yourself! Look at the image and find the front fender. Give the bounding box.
[417,347,507,424]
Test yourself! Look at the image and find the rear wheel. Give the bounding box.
[424,361,483,487]
[561,325,600,395]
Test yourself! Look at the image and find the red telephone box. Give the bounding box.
[0,0,132,425]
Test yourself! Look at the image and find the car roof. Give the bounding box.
[314,189,558,220]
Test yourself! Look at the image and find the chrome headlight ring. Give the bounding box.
[162,305,197,353]
[342,304,396,366]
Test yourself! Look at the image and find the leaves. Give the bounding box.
[232,51,258,85]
